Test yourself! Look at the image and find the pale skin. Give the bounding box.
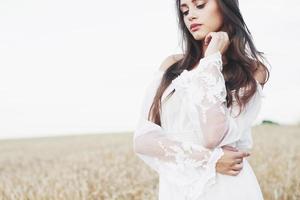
[183,0,246,176]
[180,0,229,60]
[160,0,251,176]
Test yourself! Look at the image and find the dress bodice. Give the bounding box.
[158,66,265,150]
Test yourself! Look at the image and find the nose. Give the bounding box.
[187,9,198,21]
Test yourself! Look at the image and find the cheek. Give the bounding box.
[212,13,223,28]
[205,4,224,30]
[183,18,188,29]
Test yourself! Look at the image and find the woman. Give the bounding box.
[133,0,270,199]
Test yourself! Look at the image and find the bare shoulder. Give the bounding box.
[159,54,185,72]
[253,62,268,88]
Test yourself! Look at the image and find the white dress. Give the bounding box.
[133,51,265,200]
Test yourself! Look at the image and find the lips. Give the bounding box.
[190,23,202,31]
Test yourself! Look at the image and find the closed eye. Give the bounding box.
[183,11,188,16]
[182,4,206,16]
[197,4,206,9]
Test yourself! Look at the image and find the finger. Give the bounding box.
[220,32,225,39]
[204,32,211,45]
[235,158,243,164]
[218,32,227,48]
[222,32,228,45]
[204,32,216,45]
[212,32,220,42]
[221,31,228,40]
[243,151,251,157]
[220,33,226,46]
[223,32,230,48]
[222,146,235,151]
[222,145,238,152]
[228,170,240,176]
[232,163,243,171]
[233,151,250,159]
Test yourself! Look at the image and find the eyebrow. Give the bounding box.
[180,0,202,8]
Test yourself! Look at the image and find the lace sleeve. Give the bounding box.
[133,70,224,199]
[171,51,242,149]
[171,51,265,150]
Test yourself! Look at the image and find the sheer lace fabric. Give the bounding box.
[133,51,265,199]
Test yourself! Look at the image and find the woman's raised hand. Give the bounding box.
[204,31,230,57]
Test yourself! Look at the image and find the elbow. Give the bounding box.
[203,137,221,149]
[202,129,221,149]
[203,125,229,149]
[201,111,230,149]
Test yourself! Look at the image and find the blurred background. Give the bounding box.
[0,0,299,139]
[0,0,299,200]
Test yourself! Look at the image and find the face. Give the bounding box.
[180,0,224,41]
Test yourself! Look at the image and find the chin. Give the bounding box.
[192,32,206,41]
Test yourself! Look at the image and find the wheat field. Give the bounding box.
[0,124,299,200]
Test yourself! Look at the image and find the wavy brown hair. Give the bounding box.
[148,0,270,125]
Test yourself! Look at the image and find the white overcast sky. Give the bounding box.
[0,0,299,139]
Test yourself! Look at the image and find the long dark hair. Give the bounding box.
[148,0,270,125]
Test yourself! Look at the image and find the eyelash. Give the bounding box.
[182,4,206,16]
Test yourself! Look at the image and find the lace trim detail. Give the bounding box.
[159,147,225,200]
[182,147,225,200]
[135,119,215,172]
[157,138,212,171]
[198,51,223,71]
[171,51,226,125]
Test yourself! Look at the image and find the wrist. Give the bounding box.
[204,50,222,58]
[199,51,223,71]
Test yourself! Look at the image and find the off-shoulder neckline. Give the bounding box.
[154,68,265,97]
